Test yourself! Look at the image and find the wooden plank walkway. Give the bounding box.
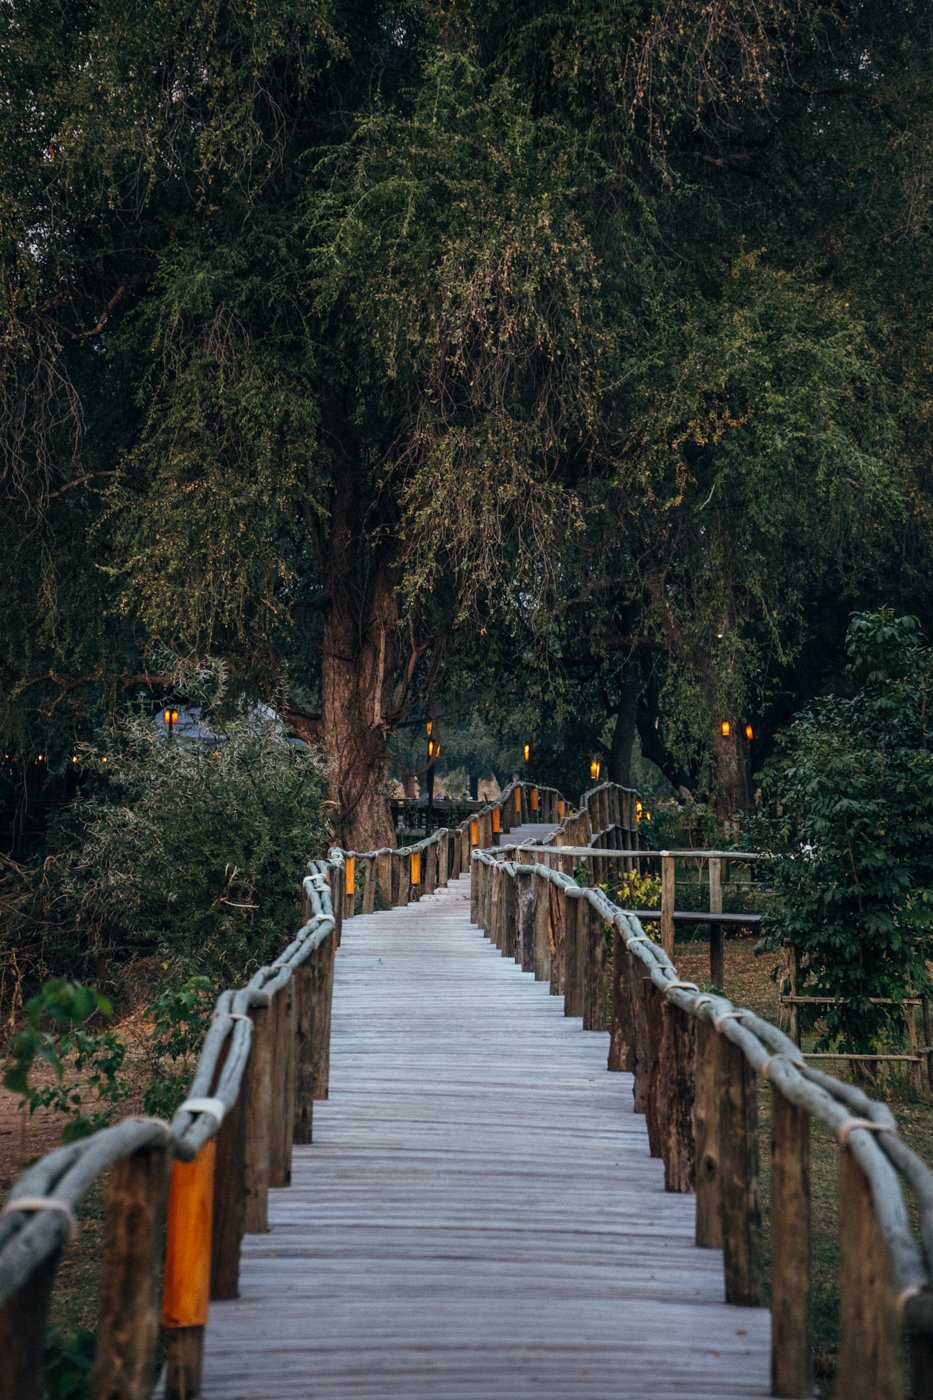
[199,871,772,1399]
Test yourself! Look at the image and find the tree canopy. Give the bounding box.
[2,0,932,843]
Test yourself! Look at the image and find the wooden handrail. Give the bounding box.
[471,847,933,1399]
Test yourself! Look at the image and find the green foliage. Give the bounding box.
[761,611,933,1051]
[56,714,327,986]
[142,974,216,1117]
[612,870,662,912]
[42,1326,95,1400]
[3,979,128,1141]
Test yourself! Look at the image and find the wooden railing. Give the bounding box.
[0,776,564,1399]
[0,862,340,1400]
[471,848,933,1400]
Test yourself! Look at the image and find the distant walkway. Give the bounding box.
[200,874,771,1398]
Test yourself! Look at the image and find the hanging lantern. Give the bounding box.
[426,720,433,737]
[635,800,644,822]
[720,720,731,738]
[523,742,531,762]
[589,758,601,782]
[744,723,754,741]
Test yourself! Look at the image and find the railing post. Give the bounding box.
[694,1017,722,1248]
[162,1140,217,1400]
[331,863,344,946]
[375,852,392,907]
[582,904,609,1031]
[708,856,724,989]
[532,874,551,982]
[660,852,675,958]
[659,998,696,1192]
[836,1144,904,1400]
[211,1041,249,1298]
[293,964,315,1144]
[396,852,410,907]
[642,978,665,1157]
[502,871,517,958]
[243,1003,274,1232]
[311,929,336,1100]
[717,1030,764,1306]
[0,1248,61,1400]
[563,891,581,1014]
[547,879,564,996]
[515,870,535,971]
[608,923,635,1072]
[362,858,377,914]
[92,1141,171,1400]
[269,976,296,1188]
[770,1086,811,1397]
[488,862,501,946]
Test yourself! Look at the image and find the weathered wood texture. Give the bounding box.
[199,876,771,1399]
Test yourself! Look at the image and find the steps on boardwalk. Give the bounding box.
[200,877,771,1399]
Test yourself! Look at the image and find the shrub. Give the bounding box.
[760,611,933,1052]
[55,712,327,988]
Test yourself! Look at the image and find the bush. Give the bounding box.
[53,712,328,989]
[761,611,933,1052]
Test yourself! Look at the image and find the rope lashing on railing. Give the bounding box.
[470,846,933,1333]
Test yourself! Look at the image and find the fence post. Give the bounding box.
[311,929,336,1100]
[375,852,392,908]
[608,923,635,1072]
[502,871,517,957]
[269,977,296,1188]
[514,871,534,971]
[210,1041,249,1298]
[694,1017,722,1248]
[362,859,377,914]
[642,978,665,1156]
[547,880,565,996]
[92,1142,171,1400]
[659,999,696,1192]
[532,875,551,982]
[717,1030,764,1306]
[243,1003,274,1232]
[162,1140,217,1400]
[582,904,609,1032]
[836,1144,904,1400]
[293,964,315,1145]
[708,857,724,988]
[770,1086,811,1398]
[660,853,675,958]
[0,1248,61,1400]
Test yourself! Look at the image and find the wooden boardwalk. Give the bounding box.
[200,868,772,1399]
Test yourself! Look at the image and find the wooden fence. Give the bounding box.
[471,848,933,1400]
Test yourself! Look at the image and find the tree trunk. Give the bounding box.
[608,669,641,786]
[713,728,753,821]
[322,579,398,851]
[321,452,399,852]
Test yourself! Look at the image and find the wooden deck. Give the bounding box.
[199,869,772,1399]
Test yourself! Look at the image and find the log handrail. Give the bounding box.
[470,846,933,1398]
[0,860,341,1399]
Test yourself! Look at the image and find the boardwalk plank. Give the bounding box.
[199,876,771,1398]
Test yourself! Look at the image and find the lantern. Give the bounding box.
[589,758,601,782]
[635,800,644,822]
[523,742,531,762]
[345,857,356,897]
[744,723,754,741]
[426,720,433,737]
[720,720,731,738]
[410,850,421,885]
[164,707,179,732]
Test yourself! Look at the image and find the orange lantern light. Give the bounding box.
[523,742,531,762]
[635,800,644,822]
[720,720,731,738]
[589,758,601,781]
[410,850,421,885]
[744,723,754,741]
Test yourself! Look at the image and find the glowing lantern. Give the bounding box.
[635,800,644,822]
[720,720,731,738]
[410,850,421,885]
[523,743,531,762]
[589,758,601,781]
[345,857,356,896]
[745,723,754,741]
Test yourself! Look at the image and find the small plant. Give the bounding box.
[143,975,215,1117]
[612,870,662,911]
[42,1326,95,1400]
[3,980,129,1142]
